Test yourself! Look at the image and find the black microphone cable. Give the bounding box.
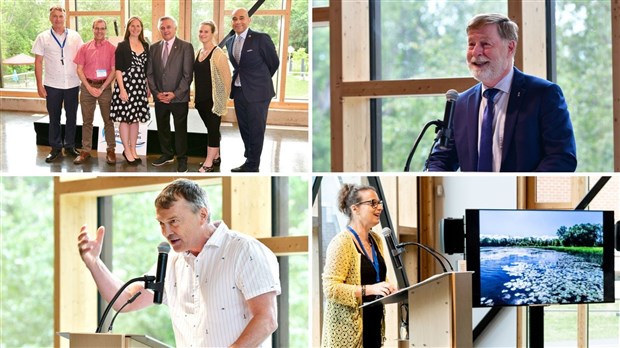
[399,241,452,272]
[107,291,142,332]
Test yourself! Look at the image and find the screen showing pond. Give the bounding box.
[465,209,615,307]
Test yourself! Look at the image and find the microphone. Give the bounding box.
[438,89,459,150]
[382,227,409,288]
[107,291,142,332]
[113,20,119,36]
[153,242,171,304]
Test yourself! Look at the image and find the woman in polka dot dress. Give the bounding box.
[111,16,150,165]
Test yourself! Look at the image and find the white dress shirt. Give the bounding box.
[477,68,514,172]
[153,221,281,347]
[31,28,83,89]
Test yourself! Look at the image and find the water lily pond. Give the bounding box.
[479,247,604,306]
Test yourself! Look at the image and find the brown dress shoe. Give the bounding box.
[73,151,91,164]
[106,149,117,165]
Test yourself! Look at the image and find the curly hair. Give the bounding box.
[337,183,376,219]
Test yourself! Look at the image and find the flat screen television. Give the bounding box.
[465,209,615,307]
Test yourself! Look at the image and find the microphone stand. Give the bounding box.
[398,241,453,273]
[404,119,444,172]
[96,275,157,333]
[108,291,142,332]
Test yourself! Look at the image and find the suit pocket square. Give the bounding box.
[246,49,254,52]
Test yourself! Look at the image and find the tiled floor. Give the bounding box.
[0,111,309,174]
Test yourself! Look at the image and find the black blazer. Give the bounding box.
[115,40,149,72]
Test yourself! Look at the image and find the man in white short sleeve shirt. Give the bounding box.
[77,179,280,347]
[32,5,83,163]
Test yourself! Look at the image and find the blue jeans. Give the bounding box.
[45,85,79,150]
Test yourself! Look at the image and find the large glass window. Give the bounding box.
[128,0,154,43]
[377,1,507,80]
[0,177,54,347]
[555,0,613,171]
[312,26,330,172]
[0,0,58,89]
[382,96,444,172]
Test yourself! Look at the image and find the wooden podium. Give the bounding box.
[361,271,473,348]
[58,332,170,348]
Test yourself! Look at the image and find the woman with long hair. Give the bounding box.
[110,16,150,165]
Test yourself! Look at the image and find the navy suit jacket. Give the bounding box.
[427,68,577,172]
[226,28,279,102]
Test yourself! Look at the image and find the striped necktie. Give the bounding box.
[233,35,243,63]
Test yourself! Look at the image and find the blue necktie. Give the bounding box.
[478,88,499,172]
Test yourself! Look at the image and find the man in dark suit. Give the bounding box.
[427,13,577,172]
[227,8,280,172]
[147,16,194,172]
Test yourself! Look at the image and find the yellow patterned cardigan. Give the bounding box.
[209,46,232,116]
[322,230,387,347]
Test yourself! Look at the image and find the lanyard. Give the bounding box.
[50,28,67,65]
[347,226,380,283]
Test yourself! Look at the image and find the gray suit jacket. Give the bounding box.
[147,37,194,103]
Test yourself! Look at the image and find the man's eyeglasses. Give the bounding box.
[354,199,383,209]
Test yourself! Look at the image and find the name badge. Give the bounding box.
[96,69,107,78]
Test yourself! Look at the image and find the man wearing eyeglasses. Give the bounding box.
[32,6,83,163]
[73,19,117,165]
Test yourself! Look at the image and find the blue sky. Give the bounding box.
[477,210,603,239]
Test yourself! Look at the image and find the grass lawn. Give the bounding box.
[285,73,308,100]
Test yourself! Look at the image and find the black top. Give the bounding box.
[115,40,149,72]
[354,235,387,348]
[193,47,216,107]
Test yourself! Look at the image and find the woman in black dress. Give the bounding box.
[194,20,231,172]
[110,16,150,165]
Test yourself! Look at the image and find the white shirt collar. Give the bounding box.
[235,28,249,40]
[482,67,514,96]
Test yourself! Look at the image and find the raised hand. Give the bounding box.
[77,224,105,268]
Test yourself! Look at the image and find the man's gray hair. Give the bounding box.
[158,16,178,28]
[467,13,519,42]
[155,179,211,223]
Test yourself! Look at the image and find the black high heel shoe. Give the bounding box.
[199,157,221,168]
[199,165,216,173]
[123,151,137,165]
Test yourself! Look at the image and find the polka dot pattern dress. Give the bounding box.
[111,50,150,123]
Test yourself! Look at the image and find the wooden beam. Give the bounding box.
[257,235,308,255]
[418,176,436,279]
[54,176,221,196]
[340,0,370,171]
[507,1,524,71]
[329,0,344,171]
[278,0,293,104]
[312,7,329,23]
[520,0,547,78]
[151,0,165,43]
[222,177,272,238]
[341,78,479,99]
[55,178,99,348]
